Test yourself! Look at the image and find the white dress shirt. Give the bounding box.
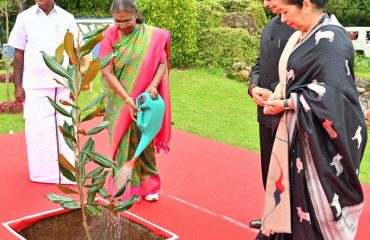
[9,4,78,89]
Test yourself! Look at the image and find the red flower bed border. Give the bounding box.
[0,101,23,114]
[0,73,14,83]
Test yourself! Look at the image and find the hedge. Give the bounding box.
[138,0,199,68]
[197,27,259,68]
[218,0,267,33]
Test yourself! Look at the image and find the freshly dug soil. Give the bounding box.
[19,209,165,240]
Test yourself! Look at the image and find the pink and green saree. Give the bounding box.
[99,24,171,200]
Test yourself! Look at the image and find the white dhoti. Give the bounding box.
[24,87,75,184]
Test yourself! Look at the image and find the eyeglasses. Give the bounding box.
[114,19,135,28]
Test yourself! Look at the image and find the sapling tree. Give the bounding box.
[43,25,138,240]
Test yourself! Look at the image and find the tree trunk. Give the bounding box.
[4,0,11,102]
[15,0,25,13]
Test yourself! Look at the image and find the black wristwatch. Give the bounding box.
[284,99,291,111]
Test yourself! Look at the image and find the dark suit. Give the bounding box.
[249,16,295,190]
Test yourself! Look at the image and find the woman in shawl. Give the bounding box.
[257,0,367,239]
[99,0,171,202]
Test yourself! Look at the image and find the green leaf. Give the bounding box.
[100,50,118,69]
[81,33,104,52]
[64,31,77,64]
[93,170,109,183]
[85,151,115,168]
[47,193,76,204]
[87,181,105,194]
[98,187,111,198]
[86,121,110,136]
[81,138,95,163]
[113,179,131,198]
[83,25,109,40]
[61,122,75,150]
[80,49,94,57]
[87,191,97,205]
[83,92,105,111]
[81,59,100,89]
[47,96,72,118]
[59,163,77,182]
[41,51,71,80]
[85,180,105,188]
[59,121,76,143]
[85,205,102,216]
[66,65,77,95]
[81,106,104,122]
[86,166,104,179]
[114,195,139,212]
[70,107,77,125]
[80,164,86,185]
[62,201,81,210]
[55,44,64,64]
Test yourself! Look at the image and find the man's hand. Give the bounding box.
[14,85,25,102]
[251,87,272,107]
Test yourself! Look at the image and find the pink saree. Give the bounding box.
[99,24,171,199]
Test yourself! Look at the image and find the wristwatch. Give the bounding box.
[284,99,291,111]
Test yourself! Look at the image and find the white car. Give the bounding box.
[345,27,370,57]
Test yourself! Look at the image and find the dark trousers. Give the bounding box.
[259,122,275,190]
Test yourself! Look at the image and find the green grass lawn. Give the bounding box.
[0,69,369,183]
[357,71,370,79]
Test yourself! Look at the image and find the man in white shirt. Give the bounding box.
[9,0,78,184]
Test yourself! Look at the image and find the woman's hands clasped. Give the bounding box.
[263,99,285,115]
[251,87,286,115]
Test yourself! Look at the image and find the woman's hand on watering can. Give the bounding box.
[126,98,140,121]
[146,83,158,99]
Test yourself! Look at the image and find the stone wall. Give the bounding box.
[355,76,370,128]
[222,12,258,36]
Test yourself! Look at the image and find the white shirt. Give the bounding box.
[9,4,78,89]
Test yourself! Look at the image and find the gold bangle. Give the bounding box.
[125,97,134,104]
[151,82,158,88]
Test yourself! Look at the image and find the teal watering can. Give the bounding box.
[134,92,165,158]
[111,92,165,191]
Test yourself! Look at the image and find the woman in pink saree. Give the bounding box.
[99,0,171,202]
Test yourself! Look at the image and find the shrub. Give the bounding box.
[355,54,370,72]
[196,0,224,30]
[218,0,251,12]
[197,27,259,69]
[138,0,199,68]
[218,0,267,33]
[0,72,14,83]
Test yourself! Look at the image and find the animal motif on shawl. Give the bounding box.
[330,153,343,176]
[296,157,303,174]
[307,80,326,98]
[287,69,295,81]
[297,207,311,224]
[299,95,311,112]
[345,60,350,76]
[322,119,338,139]
[330,193,342,217]
[352,126,362,149]
[315,30,335,45]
